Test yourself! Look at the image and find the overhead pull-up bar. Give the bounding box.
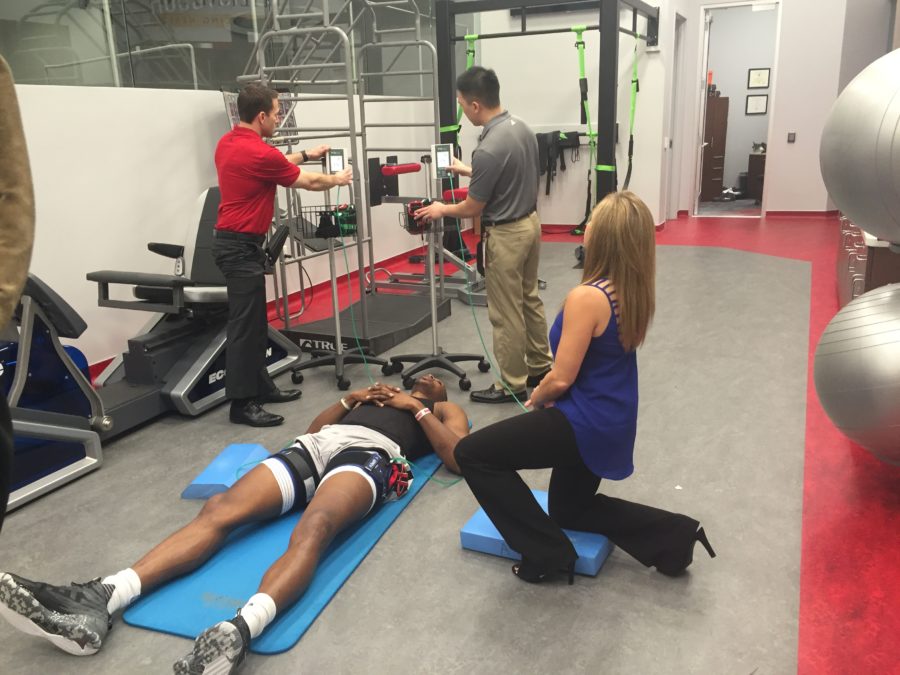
[449,24,652,43]
[444,0,658,46]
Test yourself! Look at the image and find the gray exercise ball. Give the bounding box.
[820,49,900,246]
[814,283,900,465]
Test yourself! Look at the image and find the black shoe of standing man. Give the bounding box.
[469,385,526,404]
[258,388,302,404]
[229,400,284,427]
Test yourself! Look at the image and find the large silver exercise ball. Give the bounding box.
[820,49,900,245]
[814,283,900,465]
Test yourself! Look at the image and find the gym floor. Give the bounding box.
[695,198,760,217]
[0,214,897,674]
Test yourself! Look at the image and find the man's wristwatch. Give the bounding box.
[300,150,309,163]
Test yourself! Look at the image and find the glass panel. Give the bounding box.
[115,0,262,90]
[0,0,121,86]
[0,0,454,92]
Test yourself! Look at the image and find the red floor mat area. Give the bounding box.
[656,215,900,675]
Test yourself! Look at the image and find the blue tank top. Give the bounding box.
[549,280,638,480]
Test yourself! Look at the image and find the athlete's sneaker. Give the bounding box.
[0,572,112,656]
[173,614,251,674]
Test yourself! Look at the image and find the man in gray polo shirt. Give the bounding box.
[415,66,553,404]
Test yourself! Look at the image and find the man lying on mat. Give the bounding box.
[0,374,467,674]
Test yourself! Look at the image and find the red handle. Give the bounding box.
[381,163,422,176]
[442,187,468,202]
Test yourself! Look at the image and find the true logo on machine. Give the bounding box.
[299,338,337,351]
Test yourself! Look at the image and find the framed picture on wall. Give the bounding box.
[746,94,768,115]
[747,68,770,89]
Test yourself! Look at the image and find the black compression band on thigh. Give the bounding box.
[274,444,320,507]
[322,447,393,503]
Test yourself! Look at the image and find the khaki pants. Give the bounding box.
[484,212,553,391]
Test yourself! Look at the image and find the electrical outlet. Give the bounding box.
[787,132,797,143]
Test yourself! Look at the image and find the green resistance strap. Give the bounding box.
[622,39,641,190]
[573,25,589,127]
[441,35,479,136]
[334,186,375,386]
[572,25,601,235]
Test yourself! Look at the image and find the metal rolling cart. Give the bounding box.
[357,38,488,389]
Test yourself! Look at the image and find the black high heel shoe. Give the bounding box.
[511,559,576,585]
[656,526,716,577]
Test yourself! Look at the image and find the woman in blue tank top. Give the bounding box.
[455,192,715,583]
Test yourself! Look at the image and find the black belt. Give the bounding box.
[482,209,536,227]
[214,229,265,243]
[277,442,320,485]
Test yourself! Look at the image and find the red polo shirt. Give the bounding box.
[214,127,301,235]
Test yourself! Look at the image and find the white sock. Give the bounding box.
[239,593,277,639]
[101,568,142,614]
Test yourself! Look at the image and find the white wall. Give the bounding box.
[707,4,777,189]
[762,0,843,212]
[463,7,667,226]
[837,0,894,92]
[15,85,440,365]
[16,85,227,365]
[895,1,900,49]
[662,9,688,219]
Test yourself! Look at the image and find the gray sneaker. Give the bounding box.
[173,614,251,674]
[0,572,112,655]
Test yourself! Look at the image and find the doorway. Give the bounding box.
[665,13,687,220]
[695,2,779,217]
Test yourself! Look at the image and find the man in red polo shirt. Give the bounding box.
[215,83,352,427]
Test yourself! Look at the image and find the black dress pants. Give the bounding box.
[0,395,12,533]
[213,237,276,401]
[454,407,700,570]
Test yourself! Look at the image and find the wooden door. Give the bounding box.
[700,96,728,201]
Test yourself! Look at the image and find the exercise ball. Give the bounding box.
[820,49,900,246]
[814,283,900,465]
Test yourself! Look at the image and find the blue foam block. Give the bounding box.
[460,490,614,576]
[181,444,271,500]
[125,453,442,654]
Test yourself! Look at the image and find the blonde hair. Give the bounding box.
[581,191,656,351]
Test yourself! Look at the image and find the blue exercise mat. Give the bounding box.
[124,453,442,654]
[460,490,614,576]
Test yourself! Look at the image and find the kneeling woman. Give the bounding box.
[454,191,715,583]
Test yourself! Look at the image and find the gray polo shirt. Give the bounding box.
[467,111,539,222]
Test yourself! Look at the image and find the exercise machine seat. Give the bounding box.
[86,188,229,312]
